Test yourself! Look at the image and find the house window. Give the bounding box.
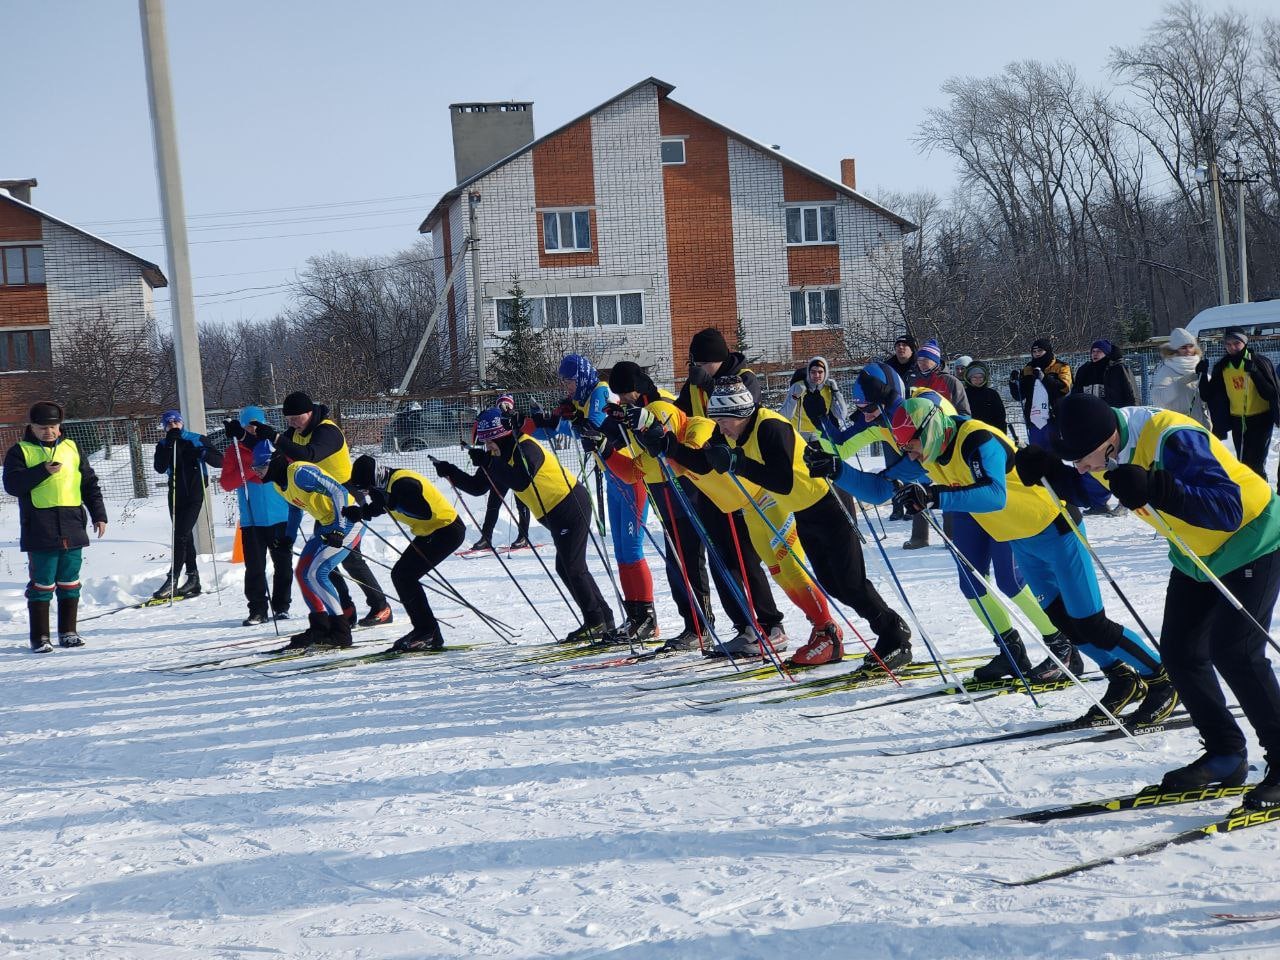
[785,205,837,245]
[790,289,841,327]
[542,210,591,253]
[0,245,43,285]
[0,328,52,371]
[493,291,644,332]
[661,138,686,165]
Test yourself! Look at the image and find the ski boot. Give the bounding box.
[610,601,658,644]
[399,627,445,653]
[972,630,1031,682]
[562,621,611,645]
[766,625,789,654]
[1026,633,1082,682]
[28,602,52,654]
[342,604,357,628]
[358,605,393,628]
[242,610,269,627]
[286,612,330,649]
[1079,663,1146,725]
[790,622,844,666]
[322,613,354,649]
[657,627,702,654]
[174,572,201,599]
[1244,758,1280,811]
[1127,668,1179,726]
[151,572,176,601]
[470,536,492,552]
[704,625,760,659]
[509,536,532,550]
[272,608,290,621]
[56,598,84,648]
[1160,750,1249,790]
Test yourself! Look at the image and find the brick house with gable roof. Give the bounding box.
[419,78,916,386]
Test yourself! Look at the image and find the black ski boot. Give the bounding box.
[286,612,329,649]
[1079,663,1146,725]
[470,536,492,552]
[972,630,1031,682]
[861,613,912,672]
[242,610,269,627]
[56,597,84,648]
[657,627,702,654]
[324,613,354,649]
[563,620,611,645]
[28,601,52,653]
[509,536,532,550]
[610,601,658,644]
[398,626,444,653]
[1161,750,1249,790]
[705,624,759,659]
[175,572,201,599]
[1244,758,1280,811]
[1027,633,1082,682]
[1127,668,1179,726]
[151,572,176,601]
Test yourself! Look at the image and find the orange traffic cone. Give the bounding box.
[231,524,244,564]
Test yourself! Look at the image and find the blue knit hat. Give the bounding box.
[160,409,183,427]
[557,354,598,402]
[475,408,512,442]
[917,339,943,367]
[238,405,266,428]
[1091,339,1113,355]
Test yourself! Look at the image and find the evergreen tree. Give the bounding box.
[488,278,559,389]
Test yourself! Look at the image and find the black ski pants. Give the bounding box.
[392,518,466,636]
[167,496,201,578]
[652,480,712,633]
[481,487,530,542]
[1229,412,1273,478]
[795,492,908,649]
[241,522,294,616]
[693,487,783,632]
[1160,551,1280,760]
[545,486,612,629]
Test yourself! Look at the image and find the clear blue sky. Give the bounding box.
[2,0,1266,328]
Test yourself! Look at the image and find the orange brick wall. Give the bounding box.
[533,118,599,269]
[0,201,41,242]
[0,288,48,327]
[660,100,738,360]
[0,373,51,424]
[791,328,851,366]
[787,245,840,287]
[783,166,837,203]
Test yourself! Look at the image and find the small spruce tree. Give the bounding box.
[488,277,559,389]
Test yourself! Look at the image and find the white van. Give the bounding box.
[1185,300,1280,340]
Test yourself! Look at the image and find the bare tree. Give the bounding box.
[52,310,164,419]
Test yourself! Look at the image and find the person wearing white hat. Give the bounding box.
[1151,328,1209,428]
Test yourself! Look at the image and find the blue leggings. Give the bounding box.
[1010,523,1161,676]
[297,529,359,614]
[949,512,1023,600]
[606,473,648,565]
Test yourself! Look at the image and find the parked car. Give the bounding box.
[382,400,460,453]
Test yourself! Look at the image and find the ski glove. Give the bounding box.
[636,425,673,458]
[224,418,245,441]
[802,440,842,480]
[801,390,829,428]
[788,381,806,400]
[250,421,278,443]
[320,529,347,548]
[600,415,628,449]
[892,481,937,515]
[1105,464,1181,513]
[1013,444,1057,488]
[686,363,713,391]
[341,505,366,523]
[704,443,737,474]
[467,446,488,467]
[627,405,655,432]
[165,427,183,443]
[432,458,459,480]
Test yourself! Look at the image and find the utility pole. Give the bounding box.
[138,0,211,552]
[1234,153,1250,304]
[469,191,485,385]
[1207,157,1231,306]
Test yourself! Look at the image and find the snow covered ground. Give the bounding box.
[2,475,1280,959]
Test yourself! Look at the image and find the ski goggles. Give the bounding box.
[888,402,939,449]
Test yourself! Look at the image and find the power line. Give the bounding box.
[102,205,430,239]
[128,221,421,250]
[78,190,441,227]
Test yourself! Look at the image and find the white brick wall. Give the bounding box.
[728,139,791,365]
[837,207,902,356]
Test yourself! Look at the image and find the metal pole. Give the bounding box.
[469,191,485,385]
[138,0,211,552]
[1236,156,1249,304]
[1208,159,1231,306]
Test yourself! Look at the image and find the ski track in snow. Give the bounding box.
[2,478,1280,959]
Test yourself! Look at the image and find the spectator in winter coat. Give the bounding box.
[221,405,293,625]
[902,339,971,548]
[152,409,222,601]
[780,356,849,440]
[885,334,917,383]
[1009,337,1073,448]
[3,401,107,652]
[1072,339,1138,408]
[468,392,531,552]
[1151,328,1210,428]
[250,391,392,627]
[962,362,1010,437]
[1198,327,1280,479]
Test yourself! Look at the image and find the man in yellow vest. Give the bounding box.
[3,401,107,652]
[346,455,464,652]
[252,391,391,628]
[1052,393,1280,808]
[1199,327,1280,478]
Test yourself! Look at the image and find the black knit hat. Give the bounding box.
[689,327,730,364]
[1225,326,1249,347]
[1054,393,1119,461]
[1031,337,1053,353]
[281,391,313,416]
[349,454,377,491]
[608,361,653,397]
[894,334,917,350]
[29,401,63,426]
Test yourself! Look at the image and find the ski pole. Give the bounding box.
[1139,507,1280,657]
[723,470,903,685]
[430,461,564,642]
[169,437,178,606]
[919,508,1145,746]
[1041,479,1160,648]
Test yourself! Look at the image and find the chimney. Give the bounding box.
[0,178,38,204]
[839,159,856,191]
[449,102,535,184]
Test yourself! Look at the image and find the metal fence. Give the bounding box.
[6,334,1275,502]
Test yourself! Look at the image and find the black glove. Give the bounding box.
[166,426,183,443]
[601,415,628,449]
[635,424,673,458]
[1014,444,1057,488]
[802,440,842,480]
[802,390,828,427]
[432,457,458,480]
[321,529,346,548]
[856,368,898,410]
[626,405,655,431]
[1105,464,1181,512]
[224,418,245,441]
[1195,357,1208,376]
[251,421,278,443]
[341,505,366,523]
[892,481,937,515]
[1033,367,1045,381]
[704,442,737,474]
[686,363,713,391]
[467,446,487,467]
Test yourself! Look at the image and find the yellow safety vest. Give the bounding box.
[19,439,82,509]
[388,469,458,537]
[644,402,762,511]
[921,418,1060,542]
[282,461,350,526]
[1224,358,1271,417]
[791,382,835,437]
[729,407,828,514]
[507,435,573,519]
[296,417,352,483]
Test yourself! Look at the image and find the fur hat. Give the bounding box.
[29,401,64,426]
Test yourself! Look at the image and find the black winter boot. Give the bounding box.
[151,572,176,601]
[287,612,329,649]
[57,597,84,648]
[324,614,354,649]
[28,602,52,653]
[972,630,1032,682]
[175,572,201,598]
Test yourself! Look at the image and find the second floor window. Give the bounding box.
[496,291,643,331]
[0,328,52,371]
[543,210,591,253]
[790,289,841,327]
[1,245,44,285]
[785,205,836,245]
